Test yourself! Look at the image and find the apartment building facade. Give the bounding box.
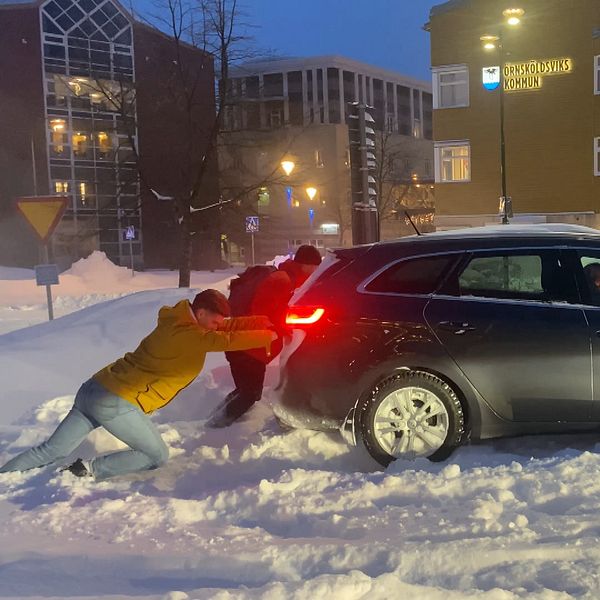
[220,55,434,263]
[0,0,218,268]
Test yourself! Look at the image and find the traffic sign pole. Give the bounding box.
[16,196,68,322]
[43,244,54,320]
[245,216,259,265]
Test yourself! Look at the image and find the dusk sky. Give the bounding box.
[135,0,443,83]
[243,0,440,81]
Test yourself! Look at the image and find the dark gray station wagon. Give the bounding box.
[274,224,600,466]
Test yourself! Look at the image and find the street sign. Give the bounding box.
[34,263,60,321]
[483,66,501,91]
[245,216,259,233]
[16,196,68,243]
[124,225,135,240]
[35,264,59,286]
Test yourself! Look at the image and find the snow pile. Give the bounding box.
[64,250,133,282]
[0,252,237,334]
[267,254,293,268]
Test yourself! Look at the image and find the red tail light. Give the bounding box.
[286,306,325,325]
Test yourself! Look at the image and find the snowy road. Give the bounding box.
[1,255,600,599]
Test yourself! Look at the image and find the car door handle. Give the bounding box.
[437,321,476,335]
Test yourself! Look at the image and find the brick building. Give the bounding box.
[0,0,218,268]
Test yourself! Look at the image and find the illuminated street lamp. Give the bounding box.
[305,186,318,201]
[502,7,525,26]
[480,7,525,224]
[281,160,295,176]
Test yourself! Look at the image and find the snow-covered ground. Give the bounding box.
[1,254,600,599]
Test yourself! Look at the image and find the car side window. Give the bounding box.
[578,252,600,306]
[364,255,457,295]
[456,251,577,302]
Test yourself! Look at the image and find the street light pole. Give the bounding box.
[481,7,524,225]
[499,38,509,224]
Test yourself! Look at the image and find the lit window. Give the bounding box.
[79,182,88,207]
[50,118,66,151]
[72,132,88,156]
[54,181,69,193]
[96,131,112,154]
[595,56,600,95]
[315,149,324,168]
[595,137,600,177]
[433,65,469,109]
[435,141,471,183]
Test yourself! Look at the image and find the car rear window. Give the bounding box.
[364,255,457,295]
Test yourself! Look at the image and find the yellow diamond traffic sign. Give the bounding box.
[16,196,68,243]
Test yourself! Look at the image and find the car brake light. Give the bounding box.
[286,306,325,325]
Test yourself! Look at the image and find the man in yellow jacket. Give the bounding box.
[0,290,275,480]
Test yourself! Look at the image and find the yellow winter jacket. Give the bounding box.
[93,300,273,413]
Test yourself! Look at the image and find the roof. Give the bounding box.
[382,223,600,245]
[430,0,470,17]
[230,55,431,92]
[0,0,39,6]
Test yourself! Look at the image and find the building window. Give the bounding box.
[386,113,395,133]
[413,118,422,138]
[96,131,112,154]
[433,65,469,109]
[595,137,600,176]
[72,132,89,157]
[269,109,282,128]
[595,56,600,95]
[424,159,432,177]
[435,141,471,182]
[54,181,69,193]
[315,149,324,168]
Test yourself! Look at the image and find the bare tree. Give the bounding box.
[375,130,434,233]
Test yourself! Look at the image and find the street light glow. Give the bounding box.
[480,35,499,50]
[503,7,525,26]
[305,187,317,200]
[281,160,295,176]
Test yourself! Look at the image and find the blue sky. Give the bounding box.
[242,0,440,81]
[134,0,442,82]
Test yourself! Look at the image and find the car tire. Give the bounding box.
[358,370,465,467]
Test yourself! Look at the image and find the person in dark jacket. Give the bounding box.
[208,245,322,427]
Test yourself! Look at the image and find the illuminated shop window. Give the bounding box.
[435,141,471,183]
[432,65,469,109]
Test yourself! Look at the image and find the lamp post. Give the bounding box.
[481,7,524,224]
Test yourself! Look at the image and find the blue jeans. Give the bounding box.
[0,379,169,480]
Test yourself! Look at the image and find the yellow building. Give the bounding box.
[427,0,600,228]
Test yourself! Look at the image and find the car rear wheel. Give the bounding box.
[358,371,465,466]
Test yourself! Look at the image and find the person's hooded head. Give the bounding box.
[294,244,322,269]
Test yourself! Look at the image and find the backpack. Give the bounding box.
[228,265,277,316]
